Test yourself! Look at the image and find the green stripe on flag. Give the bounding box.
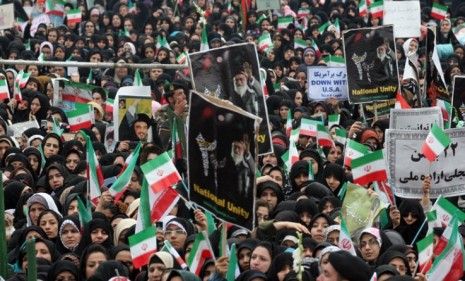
[129,225,157,245]
[431,124,452,148]
[351,149,383,169]
[141,151,172,173]
[226,244,239,281]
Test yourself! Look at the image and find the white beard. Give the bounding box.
[234,83,248,97]
[377,52,386,61]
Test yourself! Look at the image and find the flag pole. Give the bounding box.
[409,217,427,246]
[0,171,8,278]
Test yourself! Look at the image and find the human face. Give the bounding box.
[390,257,407,276]
[56,271,76,281]
[29,203,46,225]
[256,206,269,224]
[67,200,78,216]
[316,260,340,281]
[277,265,291,281]
[61,224,81,249]
[39,213,58,238]
[44,137,59,158]
[262,153,277,166]
[310,217,329,243]
[269,170,283,187]
[294,92,303,106]
[48,168,64,190]
[134,121,149,140]
[28,66,39,77]
[28,155,39,172]
[85,252,107,279]
[30,98,41,115]
[238,248,252,271]
[250,246,272,273]
[66,153,80,172]
[294,172,308,188]
[164,224,187,250]
[260,188,278,210]
[300,211,312,226]
[327,231,339,245]
[406,253,417,274]
[325,175,340,192]
[359,233,381,263]
[279,106,289,120]
[322,202,334,214]
[326,147,341,163]
[90,227,109,244]
[115,250,133,274]
[148,262,167,281]
[403,212,418,225]
[35,241,52,262]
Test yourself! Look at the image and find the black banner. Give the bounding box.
[343,25,399,104]
[188,91,259,230]
[452,75,465,121]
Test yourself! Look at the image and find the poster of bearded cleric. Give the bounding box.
[343,25,399,104]
[188,91,261,230]
[188,43,272,155]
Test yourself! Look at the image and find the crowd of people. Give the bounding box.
[1,0,465,280]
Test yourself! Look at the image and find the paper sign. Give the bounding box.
[256,0,280,11]
[307,67,348,101]
[384,1,421,38]
[9,120,39,137]
[389,107,443,130]
[0,4,14,30]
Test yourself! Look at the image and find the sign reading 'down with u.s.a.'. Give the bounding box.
[389,107,443,130]
[385,128,465,199]
[307,67,348,101]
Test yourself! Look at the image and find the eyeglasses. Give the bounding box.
[164,229,187,236]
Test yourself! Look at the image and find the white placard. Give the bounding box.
[383,1,421,38]
[256,0,280,11]
[389,107,443,130]
[307,66,348,101]
[386,128,465,199]
[9,120,39,138]
[0,4,14,30]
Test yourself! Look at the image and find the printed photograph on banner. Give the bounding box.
[113,86,156,142]
[188,43,272,155]
[52,78,98,110]
[452,75,465,121]
[385,129,465,199]
[362,99,396,123]
[188,91,261,230]
[343,25,399,103]
[307,66,348,101]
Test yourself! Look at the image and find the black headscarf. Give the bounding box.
[319,163,345,196]
[47,260,80,281]
[396,199,427,245]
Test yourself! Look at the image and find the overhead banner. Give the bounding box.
[256,0,280,11]
[188,43,272,155]
[383,1,421,38]
[452,75,465,121]
[188,91,260,230]
[307,67,348,101]
[389,107,443,130]
[343,25,399,104]
[385,129,465,199]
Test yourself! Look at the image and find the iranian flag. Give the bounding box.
[324,55,345,67]
[351,150,387,185]
[335,128,347,145]
[171,121,182,160]
[428,217,465,281]
[317,124,334,148]
[176,52,187,64]
[135,178,180,232]
[431,196,465,229]
[109,143,142,201]
[431,2,448,21]
[0,79,9,100]
[369,0,383,19]
[134,69,143,86]
[161,240,189,269]
[417,233,434,273]
[226,244,241,281]
[258,32,272,53]
[421,124,451,161]
[339,216,357,256]
[373,181,395,206]
[436,99,452,129]
[45,0,65,16]
[141,151,181,192]
[17,70,30,89]
[82,131,104,204]
[156,35,171,50]
[200,25,209,52]
[359,0,368,17]
[369,272,377,281]
[77,196,92,230]
[344,139,369,167]
[128,226,157,269]
[308,161,314,181]
[105,98,114,113]
[300,118,319,137]
[277,16,293,30]
[328,114,340,129]
[66,103,94,132]
[285,110,293,137]
[66,9,81,25]
[395,92,411,109]
[288,136,300,168]
[297,8,310,18]
[187,232,215,275]
[294,38,307,49]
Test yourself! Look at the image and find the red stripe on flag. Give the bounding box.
[193,250,214,275]
[318,139,334,148]
[0,92,8,100]
[150,172,180,192]
[175,143,182,160]
[132,249,156,269]
[445,250,464,281]
[433,237,448,256]
[421,142,437,161]
[299,129,317,137]
[353,170,387,186]
[62,94,92,104]
[69,120,93,132]
[151,188,179,221]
